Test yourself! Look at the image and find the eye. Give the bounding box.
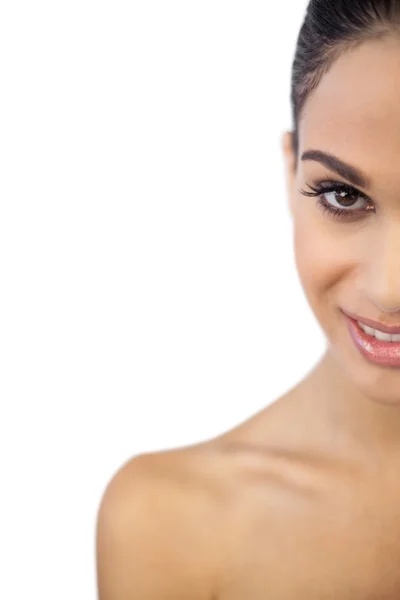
[299,181,375,221]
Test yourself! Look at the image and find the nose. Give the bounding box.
[365,219,400,314]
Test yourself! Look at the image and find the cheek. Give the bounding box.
[292,210,351,317]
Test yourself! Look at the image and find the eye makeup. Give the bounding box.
[299,180,376,222]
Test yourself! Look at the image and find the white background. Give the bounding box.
[0,1,326,598]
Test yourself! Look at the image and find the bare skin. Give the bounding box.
[97,34,400,599]
[97,347,400,599]
[204,349,400,599]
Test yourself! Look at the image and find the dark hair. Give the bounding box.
[290,0,400,166]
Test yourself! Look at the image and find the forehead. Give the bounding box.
[299,35,400,177]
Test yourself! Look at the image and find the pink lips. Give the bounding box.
[344,313,400,367]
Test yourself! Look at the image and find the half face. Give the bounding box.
[282,34,400,404]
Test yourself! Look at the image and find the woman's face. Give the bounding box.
[282,35,400,405]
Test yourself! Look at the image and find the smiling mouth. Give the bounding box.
[341,309,400,335]
[343,312,400,368]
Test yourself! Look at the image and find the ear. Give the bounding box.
[281,131,297,218]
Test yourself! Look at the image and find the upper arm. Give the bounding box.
[95,454,217,600]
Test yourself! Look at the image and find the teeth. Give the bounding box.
[375,329,395,342]
[357,321,400,342]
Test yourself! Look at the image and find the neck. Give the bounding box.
[299,348,400,464]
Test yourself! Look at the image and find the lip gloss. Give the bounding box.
[344,314,400,367]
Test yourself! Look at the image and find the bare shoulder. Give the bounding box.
[96,442,230,600]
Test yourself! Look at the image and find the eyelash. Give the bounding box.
[299,181,375,221]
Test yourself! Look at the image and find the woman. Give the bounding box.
[96,1,400,598]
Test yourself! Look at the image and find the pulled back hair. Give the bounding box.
[291,0,400,165]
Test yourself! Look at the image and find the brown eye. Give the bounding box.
[323,187,367,210]
[299,181,375,222]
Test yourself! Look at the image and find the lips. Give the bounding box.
[341,309,400,335]
[344,314,400,367]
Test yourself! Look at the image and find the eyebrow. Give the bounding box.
[301,149,371,189]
